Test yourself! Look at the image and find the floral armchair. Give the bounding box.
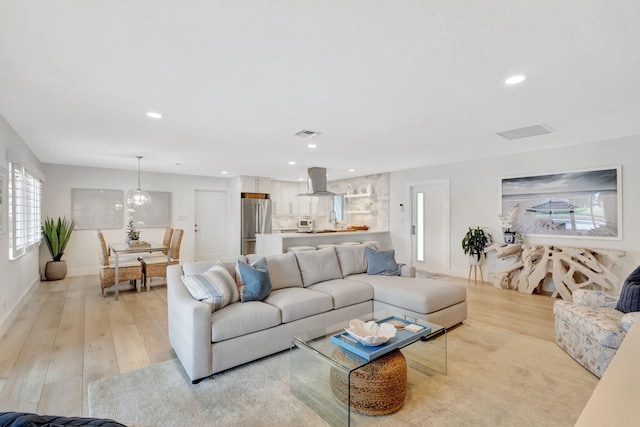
[553,289,639,378]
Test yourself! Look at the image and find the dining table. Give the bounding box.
[108,241,170,301]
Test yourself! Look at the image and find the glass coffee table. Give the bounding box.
[290,311,447,426]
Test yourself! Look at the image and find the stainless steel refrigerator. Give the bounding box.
[241,193,272,255]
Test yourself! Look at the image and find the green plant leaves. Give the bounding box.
[42,216,76,261]
[461,226,493,262]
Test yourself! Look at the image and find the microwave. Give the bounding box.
[298,219,313,229]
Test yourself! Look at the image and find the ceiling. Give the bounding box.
[1,1,639,182]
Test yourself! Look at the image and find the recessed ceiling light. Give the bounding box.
[505,75,526,85]
[146,112,163,119]
[298,178,305,181]
[307,143,317,149]
[288,161,296,165]
[348,169,355,172]
[221,171,228,175]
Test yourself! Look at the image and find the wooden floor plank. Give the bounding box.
[82,289,118,416]
[122,291,173,364]
[0,327,58,412]
[38,375,83,416]
[464,280,556,342]
[0,285,49,386]
[105,294,152,374]
[44,278,85,385]
[0,287,67,412]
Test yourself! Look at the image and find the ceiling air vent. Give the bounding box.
[496,124,554,140]
[294,129,319,138]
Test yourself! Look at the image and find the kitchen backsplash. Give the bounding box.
[327,173,389,231]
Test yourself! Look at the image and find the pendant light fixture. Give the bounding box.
[126,156,152,208]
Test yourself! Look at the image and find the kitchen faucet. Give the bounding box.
[329,210,337,230]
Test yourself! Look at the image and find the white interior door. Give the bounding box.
[194,190,228,261]
[411,180,450,274]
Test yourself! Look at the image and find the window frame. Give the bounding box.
[8,162,43,260]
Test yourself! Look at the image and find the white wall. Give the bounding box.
[0,115,44,336]
[41,164,235,277]
[390,135,640,289]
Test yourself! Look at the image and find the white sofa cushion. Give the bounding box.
[264,252,304,290]
[295,247,343,287]
[264,287,333,323]
[182,263,240,311]
[334,245,367,277]
[349,273,466,315]
[308,278,373,309]
[211,301,281,342]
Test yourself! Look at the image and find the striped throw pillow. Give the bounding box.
[182,263,240,311]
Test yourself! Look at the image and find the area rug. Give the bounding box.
[88,320,598,426]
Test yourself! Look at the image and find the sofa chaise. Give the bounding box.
[167,245,467,383]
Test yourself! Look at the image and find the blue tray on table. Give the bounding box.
[329,316,432,361]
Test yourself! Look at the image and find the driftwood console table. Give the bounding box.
[485,243,625,301]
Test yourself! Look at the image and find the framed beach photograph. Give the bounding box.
[501,167,621,239]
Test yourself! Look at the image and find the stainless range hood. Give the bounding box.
[297,167,336,197]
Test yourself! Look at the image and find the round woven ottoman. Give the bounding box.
[329,349,407,416]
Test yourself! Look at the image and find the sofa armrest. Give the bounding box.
[167,264,213,382]
[400,264,416,277]
[621,312,640,333]
[572,289,620,308]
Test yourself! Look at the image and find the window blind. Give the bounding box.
[8,162,43,259]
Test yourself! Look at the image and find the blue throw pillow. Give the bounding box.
[616,265,640,313]
[237,258,272,302]
[366,247,400,276]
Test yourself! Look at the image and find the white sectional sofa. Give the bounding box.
[167,246,467,383]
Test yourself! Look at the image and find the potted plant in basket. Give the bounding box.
[42,216,76,281]
[461,226,493,266]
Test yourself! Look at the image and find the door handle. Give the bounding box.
[411,225,416,235]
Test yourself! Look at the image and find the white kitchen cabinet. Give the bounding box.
[271,180,330,217]
[298,182,318,215]
[240,176,271,193]
[270,180,283,215]
[272,180,300,215]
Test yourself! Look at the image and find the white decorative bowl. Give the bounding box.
[345,319,397,346]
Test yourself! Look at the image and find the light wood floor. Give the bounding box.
[0,275,556,417]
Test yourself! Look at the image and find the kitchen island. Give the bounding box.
[256,230,391,255]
